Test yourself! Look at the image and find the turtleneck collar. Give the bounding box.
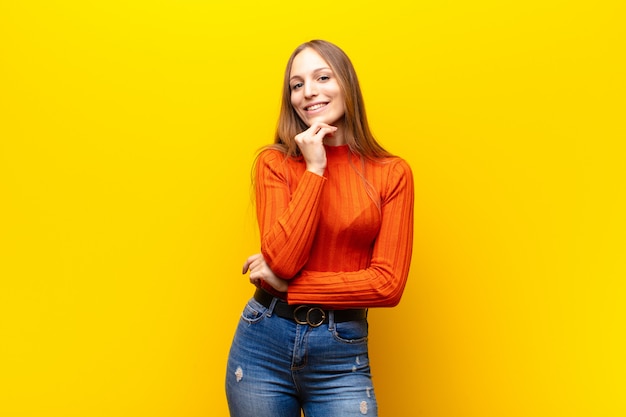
[324,143,350,155]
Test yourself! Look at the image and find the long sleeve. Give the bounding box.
[286,158,414,308]
[255,149,326,278]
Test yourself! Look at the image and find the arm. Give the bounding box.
[242,253,288,292]
[254,123,337,279]
[287,159,415,308]
[255,149,326,278]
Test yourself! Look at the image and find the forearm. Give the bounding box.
[257,159,326,278]
[287,158,415,307]
[287,248,413,308]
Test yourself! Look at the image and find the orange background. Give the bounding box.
[1,1,624,416]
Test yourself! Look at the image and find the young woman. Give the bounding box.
[226,40,414,417]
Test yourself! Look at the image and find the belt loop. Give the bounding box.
[266,296,278,317]
[327,310,336,330]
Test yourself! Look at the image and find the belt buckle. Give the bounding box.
[293,305,326,327]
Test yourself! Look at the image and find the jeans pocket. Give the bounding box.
[240,297,268,324]
[332,319,369,344]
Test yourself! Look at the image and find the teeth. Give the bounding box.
[306,103,327,111]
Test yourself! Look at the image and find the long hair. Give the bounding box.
[272,40,391,160]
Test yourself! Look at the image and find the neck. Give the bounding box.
[323,134,345,147]
[323,120,347,147]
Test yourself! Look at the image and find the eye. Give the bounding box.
[319,75,330,81]
[291,82,303,91]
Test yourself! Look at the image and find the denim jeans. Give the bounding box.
[225,296,378,417]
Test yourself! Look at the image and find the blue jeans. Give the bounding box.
[225,296,378,417]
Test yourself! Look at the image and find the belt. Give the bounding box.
[254,289,367,327]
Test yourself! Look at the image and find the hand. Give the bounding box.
[242,253,288,293]
[294,122,337,175]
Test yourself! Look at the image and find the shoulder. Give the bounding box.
[255,147,304,177]
[257,148,285,165]
[368,155,413,179]
[388,156,412,175]
[386,157,413,191]
[367,156,413,198]
[256,148,288,172]
[258,147,305,163]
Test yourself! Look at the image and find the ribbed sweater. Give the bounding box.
[256,144,414,309]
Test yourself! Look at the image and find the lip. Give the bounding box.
[304,101,329,112]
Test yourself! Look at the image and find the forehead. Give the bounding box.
[290,48,331,77]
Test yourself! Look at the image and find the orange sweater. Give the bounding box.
[256,144,414,309]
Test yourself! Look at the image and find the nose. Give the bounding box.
[304,82,318,98]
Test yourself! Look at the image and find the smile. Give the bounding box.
[305,103,328,111]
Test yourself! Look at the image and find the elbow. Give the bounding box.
[371,270,409,307]
[378,286,405,307]
[261,249,302,280]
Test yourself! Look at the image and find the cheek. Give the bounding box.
[290,91,300,107]
[291,96,305,117]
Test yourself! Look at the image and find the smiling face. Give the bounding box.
[289,48,346,132]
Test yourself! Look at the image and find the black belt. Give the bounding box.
[254,289,367,327]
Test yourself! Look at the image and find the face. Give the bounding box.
[289,48,346,128]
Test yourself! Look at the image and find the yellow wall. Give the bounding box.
[1,1,624,416]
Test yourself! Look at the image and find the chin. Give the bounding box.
[309,115,342,126]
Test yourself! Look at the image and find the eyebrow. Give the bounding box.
[289,67,332,81]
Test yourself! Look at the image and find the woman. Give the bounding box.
[225,40,414,417]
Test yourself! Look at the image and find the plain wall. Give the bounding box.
[1,1,624,416]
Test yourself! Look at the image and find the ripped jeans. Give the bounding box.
[225,296,378,417]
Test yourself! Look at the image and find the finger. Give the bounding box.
[313,126,338,139]
[249,274,264,285]
[249,264,269,280]
[306,123,337,138]
[248,258,265,274]
[242,253,262,274]
[295,123,336,141]
[249,269,261,280]
[309,122,336,132]
[315,124,337,134]
[295,128,336,147]
[242,259,252,274]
